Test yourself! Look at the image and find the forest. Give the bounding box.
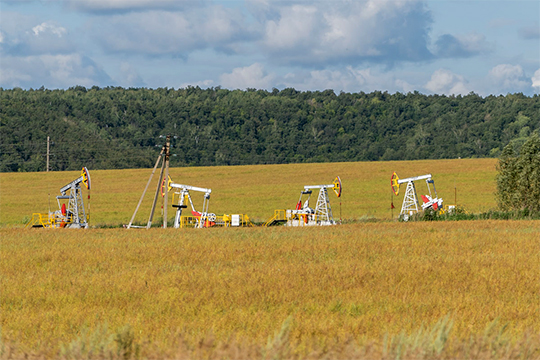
[1,86,539,172]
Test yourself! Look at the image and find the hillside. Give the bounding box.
[0,87,538,172]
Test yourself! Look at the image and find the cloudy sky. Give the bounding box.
[0,0,539,95]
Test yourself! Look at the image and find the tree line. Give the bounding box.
[1,86,539,172]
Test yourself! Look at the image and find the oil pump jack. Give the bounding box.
[26,167,91,228]
[264,176,342,227]
[168,180,213,228]
[391,172,443,221]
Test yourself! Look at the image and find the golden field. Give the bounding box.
[1,159,539,359]
[1,221,539,358]
[0,158,498,226]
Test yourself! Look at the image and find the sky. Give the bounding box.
[0,0,539,96]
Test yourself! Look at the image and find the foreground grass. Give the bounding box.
[1,221,538,358]
[2,316,539,359]
[0,158,497,226]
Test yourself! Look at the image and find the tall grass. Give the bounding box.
[1,221,538,358]
[2,317,539,359]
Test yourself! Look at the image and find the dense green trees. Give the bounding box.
[1,87,539,172]
[496,131,540,212]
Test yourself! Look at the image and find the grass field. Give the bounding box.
[0,158,498,226]
[2,159,539,359]
[1,221,539,358]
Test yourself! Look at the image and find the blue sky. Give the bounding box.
[0,0,538,95]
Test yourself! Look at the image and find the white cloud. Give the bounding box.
[0,54,112,88]
[279,66,414,93]
[532,69,540,90]
[179,79,214,89]
[62,0,200,12]
[220,63,274,89]
[395,79,415,93]
[32,22,67,37]
[457,33,494,54]
[488,64,529,92]
[0,15,74,56]
[1,1,537,96]
[0,65,32,85]
[92,7,250,56]
[264,5,321,51]
[285,68,355,92]
[259,0,433,66]
[425,69,469,95]
[276,65,535,96]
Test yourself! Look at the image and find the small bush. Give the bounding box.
[115,325,139,360]
[405,206,540,222]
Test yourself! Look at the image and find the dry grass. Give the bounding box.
[0,158,497,226]
[1,220,538,358]
[2,158,537,359]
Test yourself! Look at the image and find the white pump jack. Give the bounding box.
[26,167,91,229]
[287,176,342,226]
[167,180,213,228]
[391,172,443,220]
[56,168,91,228]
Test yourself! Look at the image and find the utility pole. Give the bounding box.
[126,135,171,229]
[163,135,170,228]
[46,136,50,172]
[126,147,164,229]
[47,136,51,213]
[147,147,166,229]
